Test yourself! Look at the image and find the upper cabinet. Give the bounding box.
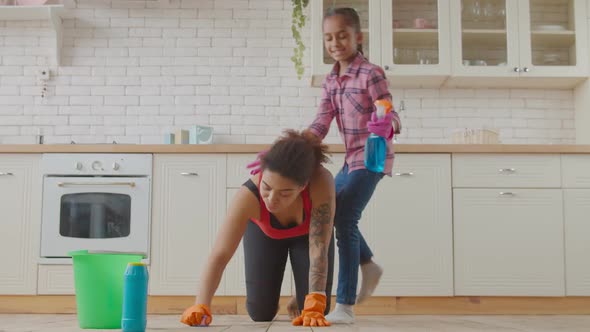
[311,0,452,88]
[449,0,588,88]
[381,0,452,87]
[311,0,588,89]
[0,4,65,66]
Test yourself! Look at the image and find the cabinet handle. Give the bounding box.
[58,182,136,187]
[395,172,414,177]
[180,172,199,176]
[523,67,530,72]
[0,172,14,176]
[513,67,521,72]
[498,168,516,173]
[499,192,515,197]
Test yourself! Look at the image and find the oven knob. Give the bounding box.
[112,162,120,171]
[75,162,83,171]
[91,161,103,171]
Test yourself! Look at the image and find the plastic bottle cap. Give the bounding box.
[128,262,146,266]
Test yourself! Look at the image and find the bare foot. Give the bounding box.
[287,296,300,319]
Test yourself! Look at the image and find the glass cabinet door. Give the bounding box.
[451,0,520,76]
[311,0,379,83]
[381,0,451,80]
[518,0,588,77]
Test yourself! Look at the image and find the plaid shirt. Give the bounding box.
[309,53,401,175]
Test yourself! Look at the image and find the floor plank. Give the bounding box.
[1,314,590,331]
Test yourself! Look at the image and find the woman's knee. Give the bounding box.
[247,303,278,322]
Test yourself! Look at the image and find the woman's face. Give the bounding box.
[259,170,305,213]
[323,14,362,63]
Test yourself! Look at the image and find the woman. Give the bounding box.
[181,130,335,327]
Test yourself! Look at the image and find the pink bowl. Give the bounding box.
[17,0,48,5]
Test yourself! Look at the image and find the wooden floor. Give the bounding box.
[2,314,590,331]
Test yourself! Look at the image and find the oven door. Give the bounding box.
[41,176,150,258]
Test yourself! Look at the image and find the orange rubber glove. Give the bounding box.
[180,304,212,327]
[291,293,330,327]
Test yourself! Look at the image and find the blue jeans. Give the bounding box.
[333,164,384,305]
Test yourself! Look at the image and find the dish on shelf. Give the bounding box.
[543,53,561,65]
[534,24,567,31]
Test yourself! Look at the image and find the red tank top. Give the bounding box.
[248,176,312,240]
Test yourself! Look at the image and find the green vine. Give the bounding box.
[291,0,309,79]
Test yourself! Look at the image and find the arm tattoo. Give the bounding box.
[309,202,332,292]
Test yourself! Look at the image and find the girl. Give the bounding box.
[181,130,335,327]
[307,7,401,323]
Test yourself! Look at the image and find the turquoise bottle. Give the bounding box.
[364,133,387,173]
[364,100,392,173]
[122,263,149,332]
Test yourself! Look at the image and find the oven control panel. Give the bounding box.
[42,154,153,176]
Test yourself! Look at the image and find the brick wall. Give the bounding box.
[0,0,576,144]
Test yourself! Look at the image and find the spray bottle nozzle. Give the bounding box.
[374,99,393,119]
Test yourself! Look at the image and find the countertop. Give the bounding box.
[1,144,590,154]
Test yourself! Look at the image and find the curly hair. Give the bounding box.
[261,130,330,186]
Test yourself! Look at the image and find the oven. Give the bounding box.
[40,154,152,258]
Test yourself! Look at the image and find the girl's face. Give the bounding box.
[323,14,362,63]
[260,170,305,213]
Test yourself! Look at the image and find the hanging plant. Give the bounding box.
[291,0,310,79]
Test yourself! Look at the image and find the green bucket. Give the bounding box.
[69,250,144,329]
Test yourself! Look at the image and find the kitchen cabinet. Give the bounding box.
[0,154,41,295]
[37,265,74,295]
[453,153,565,295]
[0,5,64,66]
[311,0,452,88]
[448,0,588,89]
[150,155,227,295]
[311,0,588,89]
[562,155,590,295]
[364,154,453,295]
[454,188,565,296]
[325,153,453,296]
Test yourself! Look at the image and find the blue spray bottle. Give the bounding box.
[122,262,149,332]
[364,99,392,173]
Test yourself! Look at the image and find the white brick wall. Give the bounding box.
[0,0,576,144]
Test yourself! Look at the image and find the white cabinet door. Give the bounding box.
[37,265,75,295]
[0,155,41,295]
[517,0,588,78]
[362,154,453,295]
[450,0,520,78]
[449,0,587,87]
[310,0,381,85]
[381,0,452,87]
[150,155,226,295]
[226,154,256,188]
[564,189,590,295]
[454,189,565,296]
[223,189,293,296]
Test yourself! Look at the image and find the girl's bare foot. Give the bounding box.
[287,296,300,319]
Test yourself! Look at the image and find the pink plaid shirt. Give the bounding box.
[308,53,401,175]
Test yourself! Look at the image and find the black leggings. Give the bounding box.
[243,221,334,322]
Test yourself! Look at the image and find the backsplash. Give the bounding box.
[0,0,575,144]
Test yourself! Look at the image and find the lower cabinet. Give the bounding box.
[0,154,41,295]
[564,189,590,295]
[325,154,454,296]
[37,265,75,295]
[454,189,565,296]
[149,155,227,295]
